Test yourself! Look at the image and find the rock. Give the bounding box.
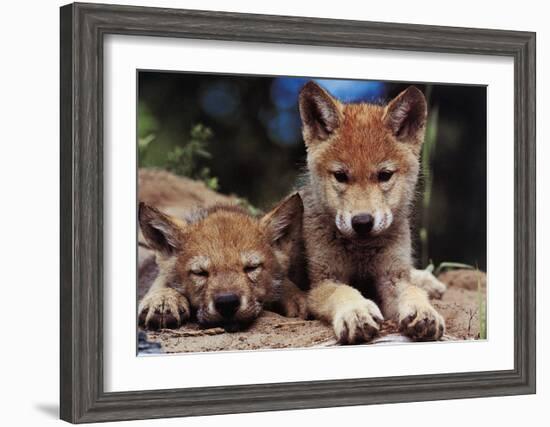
[137,331,162,354]
[438,269,486,291]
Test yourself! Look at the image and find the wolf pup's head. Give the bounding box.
[139,194,303,331]
[299,81,427,241]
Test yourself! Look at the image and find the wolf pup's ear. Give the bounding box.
[138,202,184,256]
[383,86,428,145]
[261,193,303,254]
[299,81,342,145]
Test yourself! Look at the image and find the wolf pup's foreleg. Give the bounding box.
[138,259,191,330]
[308,280,384,344]
[377,267,445,341]
[276,278,308,319]
[410,268,447,300]
[396,283,445,340]
[138,203,192,330]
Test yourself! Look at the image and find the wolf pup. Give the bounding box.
[298,81,445,344]
[138,194,306,331]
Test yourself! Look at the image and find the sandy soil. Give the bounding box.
[137,169,487,354]
[140,269,486,354]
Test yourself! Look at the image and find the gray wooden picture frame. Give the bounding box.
[60,2,536,423]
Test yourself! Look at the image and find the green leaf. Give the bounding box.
[433,262,476,277]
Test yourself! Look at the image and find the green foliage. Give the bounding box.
[425,261,475,277]
[477,273,487,339]
[137,103,219,191]
[202,175,220,192]
[138,101,159,138]
[165,124,214,178]
[138,102,159,167]
[236,198,263,217]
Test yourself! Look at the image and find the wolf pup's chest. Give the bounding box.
[349,271,381,306]
[341,239,384,264]
[342,243,384,303]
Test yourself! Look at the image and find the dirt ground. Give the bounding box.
[137,169,487,354]
[140,269,487,354]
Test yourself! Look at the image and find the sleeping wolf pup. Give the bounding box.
[138,194,306,332]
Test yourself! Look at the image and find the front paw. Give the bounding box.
[333,299,384,344]
[398,300,445,341]
[138,288,190,330]
[280,289,308,319]
[411,269,447,299]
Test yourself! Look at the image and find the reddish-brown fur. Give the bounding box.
[298,81,445,344]
[138,195,306,331]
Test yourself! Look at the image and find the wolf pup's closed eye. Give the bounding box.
[137,194,307,332]
[298,81,446,344]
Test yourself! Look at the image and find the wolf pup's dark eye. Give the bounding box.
[378,170,394,182]
[333,171,349,183]
[244,264,261,274]
[191,269,209,278]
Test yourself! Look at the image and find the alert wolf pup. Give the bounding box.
[298,81,446,344]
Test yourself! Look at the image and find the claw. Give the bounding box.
[399,312,416,331]
[138,289,189,330]
[415,319,426,334]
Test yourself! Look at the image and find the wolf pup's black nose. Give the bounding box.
[214,293,241,318]
[351,214,374,236]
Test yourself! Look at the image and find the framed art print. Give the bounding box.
[60,2,536,423]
